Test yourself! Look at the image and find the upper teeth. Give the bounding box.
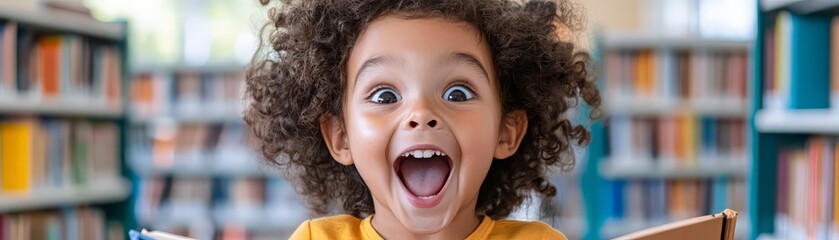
[402,150,446,158]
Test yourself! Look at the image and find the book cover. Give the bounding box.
[614,209,738,240]
[39,36,63,99]
[787,12,831,109]
[770,12,791,111]
[834,142,839,237]
[831,17,839,109]
[1,21,16,94]
[130,229,198,240]
[0,121,34,192]
[16,28,34,94]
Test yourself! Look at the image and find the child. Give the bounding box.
[244,0,601,239]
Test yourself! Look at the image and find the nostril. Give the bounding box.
[428,120,437,127]
[409,121,419,128]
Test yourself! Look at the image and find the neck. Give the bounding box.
[370,198,482,240]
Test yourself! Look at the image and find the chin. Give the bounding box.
[400,214,450,234]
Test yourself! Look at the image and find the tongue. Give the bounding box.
[399,156,450,197]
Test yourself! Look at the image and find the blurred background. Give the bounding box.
[0,0,833,239]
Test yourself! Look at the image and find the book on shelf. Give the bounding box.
[764,11,832,110]
[0,207,124,240]
[129,122,257,173]
[0,21,16,97]
[131,70,244,118]
[600,178,745,238]
[135,176,307,239]
[606,116,746,169]
[603,48,747,106]
[832,16,839,110]
[0,118,120,195]
[614,209,738,240]
[0,22,122,105]
[774,137,839,239]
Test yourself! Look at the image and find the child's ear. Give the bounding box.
[494,110,528,159]
[320,115,354,165]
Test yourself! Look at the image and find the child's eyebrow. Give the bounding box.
[354,55,396,84]
[444,52,490,83]
[352,52,490,86]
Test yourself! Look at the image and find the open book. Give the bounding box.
[614,209,739,240]
[129,229,198,240]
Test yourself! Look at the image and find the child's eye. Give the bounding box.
[370,87,402,104]
[442,85,475,102]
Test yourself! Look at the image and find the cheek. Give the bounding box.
[344,109,396,192]
[454,109,501,185]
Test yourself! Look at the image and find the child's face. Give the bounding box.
[322,16,526,236]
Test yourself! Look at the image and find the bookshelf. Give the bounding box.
[605,98,747,117]
[0,178,130,213]
[583,33,752,240]
[750,1,839,239]
[600,33,751,50]
[761,0,839,14]
[755,109,839,134]
[0,99,122,117]
[0,6,131,240]
[128,66,312,239]
[0,8,124,40]
[599,158,747,179]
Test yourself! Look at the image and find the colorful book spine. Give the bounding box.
[604,49,748,103]
[831,16,839,109]
[2,33,123,104]
[0,21,16,95]
[605,116,746,168]
[600,178,745,226]
[0,119,120,195]
[768,11,832,110]
[0,121,33,192]
[134,176,309,239]
[0,207,121,240]
[775,138,839,239]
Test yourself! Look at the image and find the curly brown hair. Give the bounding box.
[244,0,601,219]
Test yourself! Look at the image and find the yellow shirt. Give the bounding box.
[289,214,568,240]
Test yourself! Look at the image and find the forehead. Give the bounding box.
[346,15,495,80]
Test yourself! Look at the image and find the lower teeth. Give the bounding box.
[418,195,435,199]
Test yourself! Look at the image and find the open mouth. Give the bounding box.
[394,149,453,200]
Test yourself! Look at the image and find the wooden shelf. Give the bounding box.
[0,98,123,117]
[605,97,748,117]
[131,162,278,178]
[130,114,243,124]
[0,178,131,213]
[600,157,747,179]
[755,109,839,134]
[601,33,751,50]
[131,62,245,75]
[0,8,123,40]
[761,0,839,14]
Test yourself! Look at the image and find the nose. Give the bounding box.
[409,119,437,128]
[405,98,441,130]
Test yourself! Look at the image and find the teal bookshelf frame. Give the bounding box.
[750,1,839,239]
[582,121,605,240]
[581,35,605,240]
[749,1,770,238]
